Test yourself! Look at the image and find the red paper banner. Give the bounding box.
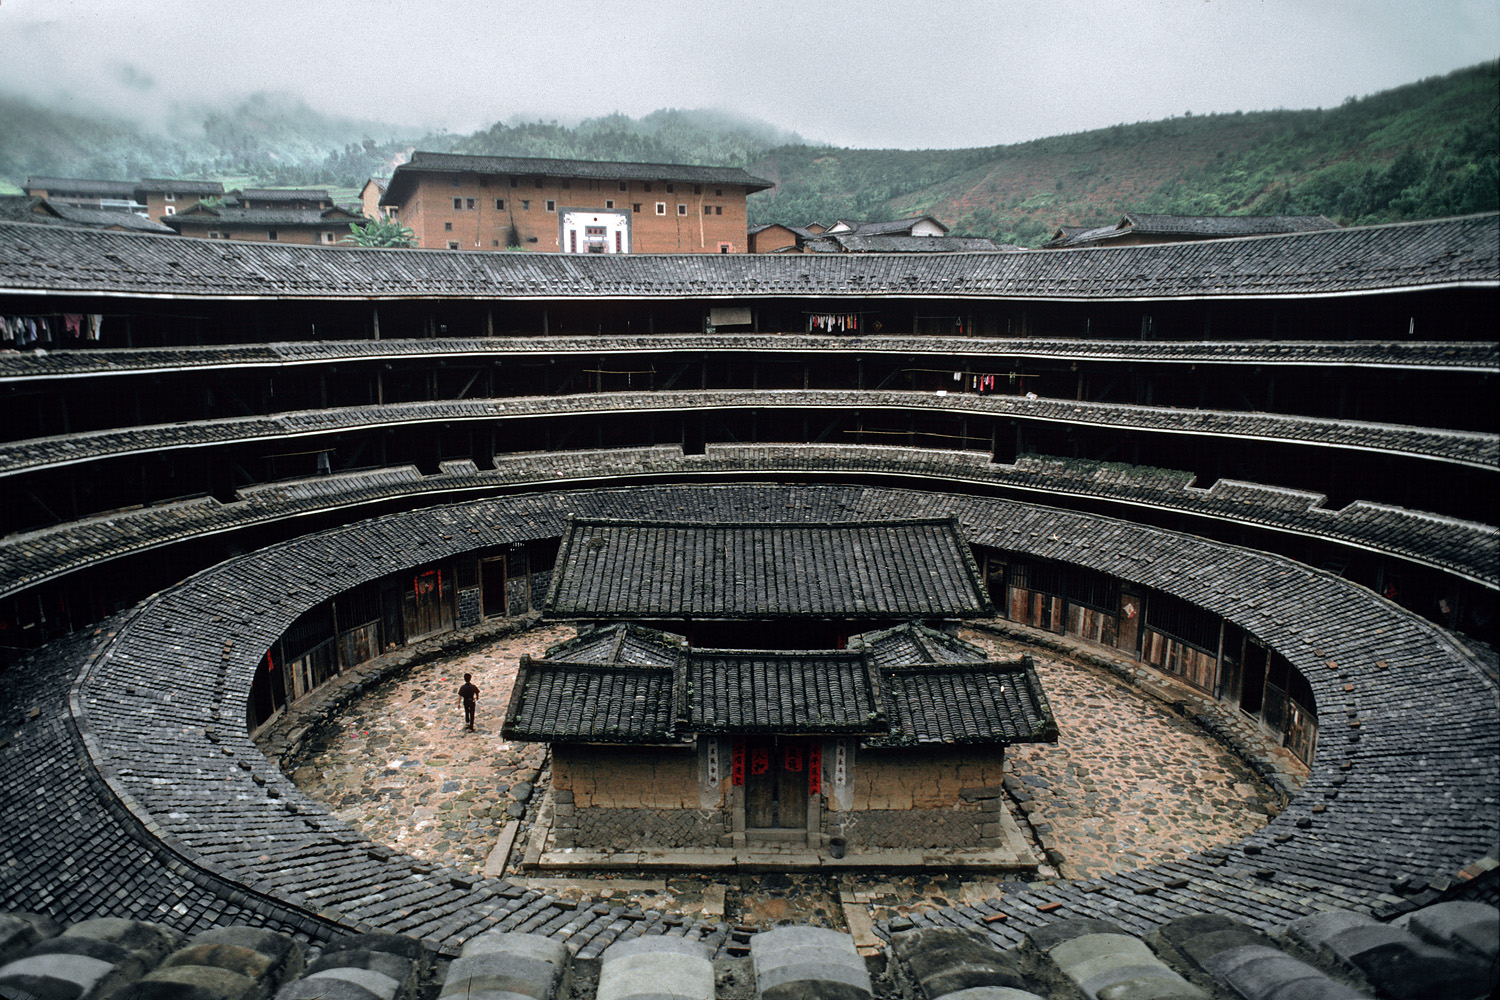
[731,740,745,786]
[750,747,770,776]
[808,742,822,794]
[784,743,804,772]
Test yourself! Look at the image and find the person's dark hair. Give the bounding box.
[464,673,472,681]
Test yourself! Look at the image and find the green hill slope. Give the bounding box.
[748,62,1499,244]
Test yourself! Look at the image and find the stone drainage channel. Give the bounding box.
[259,616,1302,948]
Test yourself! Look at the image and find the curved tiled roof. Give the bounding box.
[1,214,1493,300]
[1,389,1490,477]
[2,336,1491,382]
[23,482,1492,956]
[383,151,773,203]
[1,444,1493,604]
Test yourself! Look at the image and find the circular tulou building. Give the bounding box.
[0,213,1496,999]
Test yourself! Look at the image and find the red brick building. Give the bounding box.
[379,151,772,253]
[163,203,363,245]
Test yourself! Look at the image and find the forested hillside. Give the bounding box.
[0,62,1493,245]
[748,61,1499,244]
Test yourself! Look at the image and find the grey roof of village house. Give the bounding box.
[502,658,680,743]
[0,196,175,234]
[542,517,992,620]
[234,188,333,202]
[504,624,1051,744]
[164,206,362,229]
[382,151,773,204]
[0,213,1491,300]
[136,178,226,195]
[833,216,951,236]
[1044,213,1341,248]
[804,234,1015,253]
[25,176,139,197]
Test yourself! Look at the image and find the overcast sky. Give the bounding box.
[1,0,1495,149]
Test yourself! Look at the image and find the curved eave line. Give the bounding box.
[1,464,1493,605]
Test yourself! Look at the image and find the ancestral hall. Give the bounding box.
[501,517,1054,856]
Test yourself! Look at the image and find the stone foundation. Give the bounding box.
[557,802,724,850]
[835,807,984,849]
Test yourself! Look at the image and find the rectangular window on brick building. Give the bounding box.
[644,183,652,192]
[466,198,475,209]
[715,206,723,215]
[453,197,462,210]
[448,241,459,249]
[633,203,641,213]
[656,202,666,214]
[677,203,687,215]
[268,230,278,240]
[719,242,732,253]
[522,200,530,210]
[619,181,628,192]
[606,199,614,209]
[546,200,556,212]
[666,183,675,193]
[444,222,453,231]
[704,206,711,215]
[495,199,504,210]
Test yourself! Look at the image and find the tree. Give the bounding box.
[341,217,415,248]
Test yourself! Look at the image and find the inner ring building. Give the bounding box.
[0,214,1494,961]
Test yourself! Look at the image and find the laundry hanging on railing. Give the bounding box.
[806,313,859,334]
[0,313,103,346]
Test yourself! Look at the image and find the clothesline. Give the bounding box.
[1,312,104,347]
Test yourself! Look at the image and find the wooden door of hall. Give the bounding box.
[744,738,809,830]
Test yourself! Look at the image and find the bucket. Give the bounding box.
[828,836,847,859]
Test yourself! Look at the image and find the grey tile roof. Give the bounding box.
[502,658,680,743]
[542,516,993,620]
[136,178,226,195]
[234,188,332,202]
[0,197,175,234]
[164,206,361,229]
[25,177,138,198]
[6,481,1494,959]
[506,625,1049,743]
[1,214,1491,301]
[1,389,1489,481]
[1044,213,1341,248]
[873,659,1058,746]
[384,151,773,204]
[686,650,884,733]
[838,216,950,237]
[1,335,1491,382]
[543,623,686,665]
[2,443,1489,604]
[808,234,1013,253]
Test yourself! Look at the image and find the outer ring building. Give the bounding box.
[0,215,1494,958]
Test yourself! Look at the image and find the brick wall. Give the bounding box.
[842,747,1006,810]
[391,170,750,252]
[456,587,481,628]
[564,805,723,850]
[171,223,348,246]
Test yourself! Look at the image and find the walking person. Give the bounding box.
[458,673,480,731]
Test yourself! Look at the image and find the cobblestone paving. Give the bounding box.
[284,622,1279,925]
[957,627,1281,879]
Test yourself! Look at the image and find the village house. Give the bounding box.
[24,176,226,221]
[1040,212,1339,248]
[360,178,390,220]
[0,195,175,234]
[163,200,363,245]
[231,188,336,211]
[378,151,773,253]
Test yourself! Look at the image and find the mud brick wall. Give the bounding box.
[841,747,1007,810]
[553,745,706,810]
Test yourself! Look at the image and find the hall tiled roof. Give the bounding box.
[1043,213,1341,248]
[234,188,332,202]
[136,178,226,195]
[503,657,679,743]
[543,517,992,620]
[164,206,361,229]
[383,151,773,204]
[25,177,138,198]
[806,234,1013,253]
[686,650,884,733]
[872,659,1058,747]
[504,624,1051,744]
[0,214,1491,301]
[0,197,174,234]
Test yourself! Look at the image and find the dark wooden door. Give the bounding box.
[745,739,807,830]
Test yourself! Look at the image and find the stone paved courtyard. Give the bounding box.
[282,621,1289,928]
